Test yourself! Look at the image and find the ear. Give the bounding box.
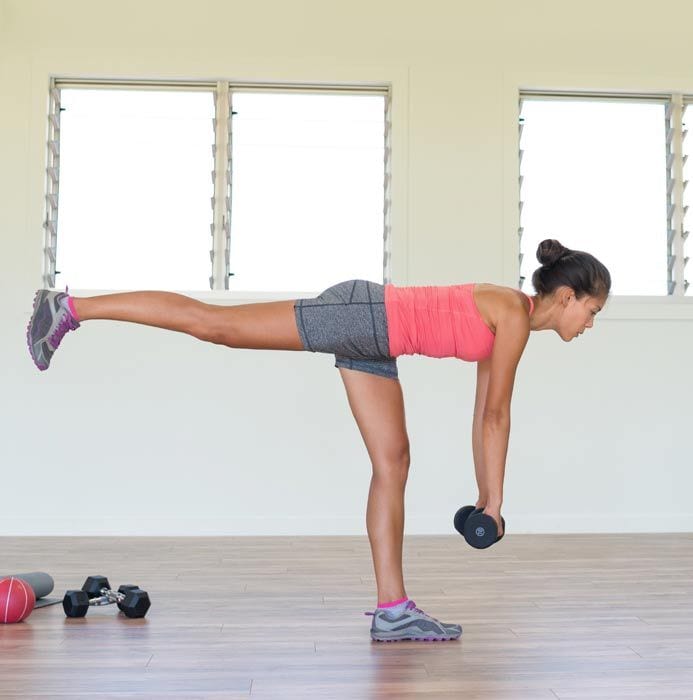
[557,285,574,306]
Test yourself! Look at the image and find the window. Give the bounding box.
[53,88,215,290]
[683,103,692,296]
[518,93,690,296]
[228,92,387,292]
[44,81,390,293]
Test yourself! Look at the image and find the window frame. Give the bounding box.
[502,88,693,321]
[43,78,392,294]
[518,89,690,298]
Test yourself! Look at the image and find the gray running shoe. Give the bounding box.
[366,600,462,642]
[27,289,80,371]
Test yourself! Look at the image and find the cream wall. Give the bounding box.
[1,0,692,535]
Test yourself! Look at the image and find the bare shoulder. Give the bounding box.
[475,285,530,416]
[473,283,530,333]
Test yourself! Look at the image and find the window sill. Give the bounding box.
[599,295,693,320]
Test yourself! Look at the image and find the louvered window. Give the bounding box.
[44,80,390,292]
[683,101,692,296]
[227,90,388,292]
[518,92,690,297]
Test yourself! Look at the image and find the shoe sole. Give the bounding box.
[371,635,460,642]
[371,627,462,642]
[27,290,50,371]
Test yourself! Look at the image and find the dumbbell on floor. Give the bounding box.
[454,505,505,549]
[81,575,145,613]
[63,575,151,618]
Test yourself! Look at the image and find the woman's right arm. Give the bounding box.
[472,357,491,504]
[481,302,530,509]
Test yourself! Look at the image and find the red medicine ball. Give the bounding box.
[0,577,36,623]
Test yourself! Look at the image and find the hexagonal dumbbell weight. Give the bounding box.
[80,575,145,612]
[63,575,151,618]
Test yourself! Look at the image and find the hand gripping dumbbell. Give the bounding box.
[62,575,151,619]
[454,505,505,549]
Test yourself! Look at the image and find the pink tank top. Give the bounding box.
[384,283,534,362]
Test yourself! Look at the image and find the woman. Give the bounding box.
[27,238,611,642]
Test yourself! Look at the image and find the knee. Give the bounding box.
[191,307,231,345]
[199,326,230,346]
[193,326,227,346]
[372,446,410,485]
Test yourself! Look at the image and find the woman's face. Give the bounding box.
[557,290,606,342]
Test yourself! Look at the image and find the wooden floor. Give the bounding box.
[1,534,693,699]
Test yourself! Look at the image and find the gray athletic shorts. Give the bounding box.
[293,279,399,380]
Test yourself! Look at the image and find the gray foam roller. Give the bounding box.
[0,572,54,599]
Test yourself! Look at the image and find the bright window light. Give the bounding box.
[519,99,668,296]
[228,92,386,292]
[56,89,215,290]
[53,88,387,293]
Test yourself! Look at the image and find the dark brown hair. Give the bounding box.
[531,239,611,299]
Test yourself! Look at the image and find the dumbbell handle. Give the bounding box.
[89,588,130,606]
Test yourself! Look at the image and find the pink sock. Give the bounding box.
[66,297,80,322]
[377,596,409,609]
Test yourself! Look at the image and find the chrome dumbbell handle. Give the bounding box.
[91,588,129,606]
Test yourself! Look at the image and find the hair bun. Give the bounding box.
[536,239,569,266]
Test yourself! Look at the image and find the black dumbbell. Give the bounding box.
[63,575,151,618]
[81,575,141,609]
[454,505,505,549]
[453,505,477,536]
[83,575,150,617]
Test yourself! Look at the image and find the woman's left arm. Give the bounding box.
[482,301,530,510]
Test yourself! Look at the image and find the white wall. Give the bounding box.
[1,0,692,536]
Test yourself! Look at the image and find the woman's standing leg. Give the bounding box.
[338,367,410,604]
[339,366,462,641]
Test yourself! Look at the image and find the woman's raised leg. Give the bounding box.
[338,367,410,604]
[27,288,305,371]
[73,292,305,351]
